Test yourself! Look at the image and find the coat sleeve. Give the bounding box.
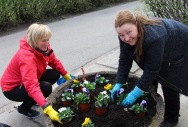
[115,37,133,84]
[137,38,165,91]
[48,52,67,76]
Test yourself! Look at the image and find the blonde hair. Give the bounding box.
[115,10,162,61]
[27,23,52,48]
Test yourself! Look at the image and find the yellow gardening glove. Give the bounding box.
[43,105,63,124]
[63,73,71,80]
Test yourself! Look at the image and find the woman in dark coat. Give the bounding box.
[110,9,188,127]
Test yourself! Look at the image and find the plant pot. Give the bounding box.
[79,103,90,112]
[74,86,83,93]
[95,102,107,116]
[62,100,72,107]
[61,120,71,125]
[135,112,146,118]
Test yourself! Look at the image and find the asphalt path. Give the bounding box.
[0,1,141,111]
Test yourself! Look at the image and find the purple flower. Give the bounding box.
[82,88,89,95]
[140,100,147,109]
[65,88,73,93]
[116,88,124,97]
[95,74,100,80]
[118,88,124,94]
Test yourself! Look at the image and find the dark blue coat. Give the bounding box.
[116,19,188,96]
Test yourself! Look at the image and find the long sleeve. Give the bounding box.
[115,37,133,84]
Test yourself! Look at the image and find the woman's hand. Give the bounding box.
[121,86,144,106]
[43,105,63,124]
[110,83,122,101]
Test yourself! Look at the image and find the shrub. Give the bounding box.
[0,0,135,32]
[141,0,188,24]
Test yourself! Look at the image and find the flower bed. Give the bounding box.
[45,71,164,127]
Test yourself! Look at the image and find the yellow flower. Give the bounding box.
[82,117,90,125]
[104,83,113,90]
[73,79,79,83]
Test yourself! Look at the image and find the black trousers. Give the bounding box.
[3,69,60,110]
[152,80,180,123]
[162,86,180,123]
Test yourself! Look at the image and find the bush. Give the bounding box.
[0,0,133,32]
[61,0,92,13]
[141,0,188,25]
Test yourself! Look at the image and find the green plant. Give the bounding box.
[58,107,75,122]
[117,93,127,105]
[95,91,110,107]
[139,92,150,100]
[61,88,74,101]
[83,80,96,92]
[122,82,129,88]
[74,91,90,104]
[128,101,147,114]
[94,74,109,84]
[81,117,95,127]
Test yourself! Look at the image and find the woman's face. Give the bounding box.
[37,38,49,51]
[116,23,138,46]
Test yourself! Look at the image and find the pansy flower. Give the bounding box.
[101,91,110,99]
[83,80,89,84]
[82,88,89,95]
[140,100,147,109]
[116,88,124,97]
[104,83,113,90]
[95,74,100,80]
[82,117,90,125]
[65,88,73,93]
[58,107,67,112]
[101,90,107,95]
[73,79,79,83]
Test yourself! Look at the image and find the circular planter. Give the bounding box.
[44,71,164,127]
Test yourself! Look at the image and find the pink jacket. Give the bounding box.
[1,36,67,107]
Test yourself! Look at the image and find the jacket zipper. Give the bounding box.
[19,84,23,89]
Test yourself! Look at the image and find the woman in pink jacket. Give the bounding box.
[1,23,71,124]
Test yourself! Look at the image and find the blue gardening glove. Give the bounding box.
[110,83,122,102]
[57,74,75,86]
[121,86,144,106]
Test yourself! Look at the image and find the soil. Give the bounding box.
[52,73,157,127]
